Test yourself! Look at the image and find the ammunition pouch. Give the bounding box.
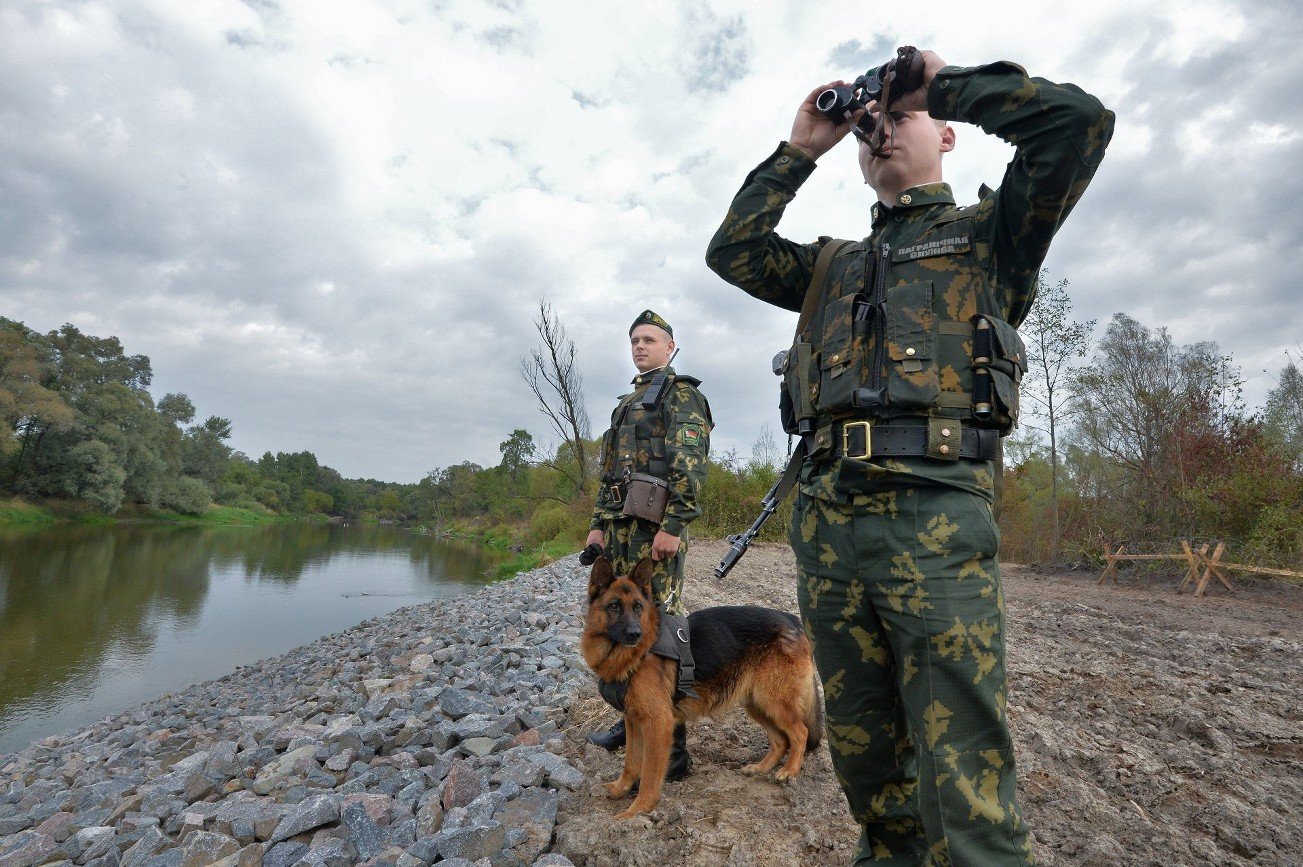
[620,473,670,524]
[776,342,817,436]
[972,315,1027,435]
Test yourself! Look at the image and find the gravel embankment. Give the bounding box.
[0,558,593,867]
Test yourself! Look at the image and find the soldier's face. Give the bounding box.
[630,325,674,373]
[858,108,953,196]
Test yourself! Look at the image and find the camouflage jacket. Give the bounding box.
[705,62,1113,503]
[591,367,713,536]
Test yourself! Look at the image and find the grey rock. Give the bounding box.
[251,746,319,796]
[531,856,576,866]
[63,827,115,865]
[342,801,386,861]
[543,763,584,792]
[121,827,169,867]
[0,831,60,867]
[497,790,559,863]
[434,821,505,862]
[405,838,439,864]
[268,794,340,844]
[139,851,182,867]
[208,799,288,842]
[437,690,494,721]
[177,831,239,867]
[262,842,307,867]
[299,837,350,867]
[383,818,415,850]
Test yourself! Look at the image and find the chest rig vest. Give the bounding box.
[600,371,701,488]
[778,202,1028,456]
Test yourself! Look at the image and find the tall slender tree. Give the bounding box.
[1020,271,1095,560]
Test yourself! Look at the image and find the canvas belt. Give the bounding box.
[830,420,999,461]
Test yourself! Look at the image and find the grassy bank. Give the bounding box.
[437,520,584,580]
[0,498,57,527]
[0,496,331,528]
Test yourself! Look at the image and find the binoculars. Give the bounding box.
[815,46,926,157]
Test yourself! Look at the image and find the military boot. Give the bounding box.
[665,722,692,781]
[586,718,626,751]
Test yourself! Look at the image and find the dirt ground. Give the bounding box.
[552,540,1302,866]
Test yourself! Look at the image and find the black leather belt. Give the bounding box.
[831,420,999,461]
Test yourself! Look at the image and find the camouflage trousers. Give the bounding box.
[790,484,1033,866]
[600,516,688,616]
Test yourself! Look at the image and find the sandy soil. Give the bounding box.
[551,540,1302,866]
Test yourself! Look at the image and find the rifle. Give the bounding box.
[714,451,803,578]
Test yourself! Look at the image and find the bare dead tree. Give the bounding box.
[520,300,592,494]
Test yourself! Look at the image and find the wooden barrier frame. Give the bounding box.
[1099,540,1303,597]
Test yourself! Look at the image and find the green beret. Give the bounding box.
[629,309,672,337]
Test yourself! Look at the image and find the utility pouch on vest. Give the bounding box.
[816,293,862,414]
[781,342,818,435]
[621,472,670,523]
[971,315,1027,435]
[884,280,940,410]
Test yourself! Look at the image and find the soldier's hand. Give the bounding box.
[789,80,855,161]
[586,529,604,549]
[650,530,681,561]
[885,50,947,113]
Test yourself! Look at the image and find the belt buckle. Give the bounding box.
[842,420,872,460]
[610,484,623,501]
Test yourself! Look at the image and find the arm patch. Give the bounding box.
[677,423,706,448]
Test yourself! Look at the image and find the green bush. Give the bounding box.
[160,476,213,515]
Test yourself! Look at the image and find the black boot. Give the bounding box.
[586,718,626,751]
[665,722,692,781]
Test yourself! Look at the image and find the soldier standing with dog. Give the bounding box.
[584,310,712,780]
[706,48,1113,864]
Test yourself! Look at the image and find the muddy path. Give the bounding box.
[551,541,1302,866]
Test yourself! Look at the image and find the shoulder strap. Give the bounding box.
[795,238,855,340]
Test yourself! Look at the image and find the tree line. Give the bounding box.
[0,318,412,520]
[6,291,1300,572]
[1002,274,1302,568]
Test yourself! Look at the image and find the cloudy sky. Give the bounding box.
[3,0,1300,482]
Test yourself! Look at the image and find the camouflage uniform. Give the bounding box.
[706,62,1113,865]
[591,366,713,616]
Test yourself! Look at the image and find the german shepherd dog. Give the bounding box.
[581,556,823,818]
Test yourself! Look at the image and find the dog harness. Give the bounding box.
[596,608,698,713]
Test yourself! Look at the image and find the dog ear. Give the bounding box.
[630,556,655,596]
[588,556,614,601]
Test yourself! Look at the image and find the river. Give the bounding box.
[0,521,505,755]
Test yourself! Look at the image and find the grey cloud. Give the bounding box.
[571,90,605,109]
[682,13,748,93]
[480,26,524,49]
[827,37,894,72]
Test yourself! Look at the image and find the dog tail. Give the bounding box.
[805,667,824,750]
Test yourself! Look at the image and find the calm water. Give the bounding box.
[0,522,505,755]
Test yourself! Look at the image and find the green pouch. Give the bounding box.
[884,280,940,410]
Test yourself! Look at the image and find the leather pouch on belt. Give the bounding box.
[621,473,670,523]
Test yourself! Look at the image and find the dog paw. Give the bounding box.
[739,763,761,775]
[605,781,631,799]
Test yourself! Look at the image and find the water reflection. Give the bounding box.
[0,523,503,754]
